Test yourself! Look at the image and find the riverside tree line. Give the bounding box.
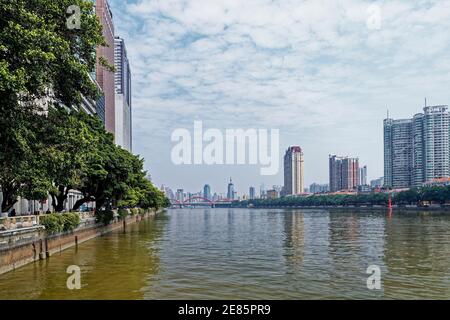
[0,0,169,213]
[237,186,450,208]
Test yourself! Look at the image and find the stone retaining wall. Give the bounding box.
[0,210,159,275]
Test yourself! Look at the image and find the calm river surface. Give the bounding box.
[0,208,449,299]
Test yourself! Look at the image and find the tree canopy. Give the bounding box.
[0,0,106,211]
[237,186,450,209]
[0,0,168,213]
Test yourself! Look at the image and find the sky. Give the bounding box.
[109,0,450,196]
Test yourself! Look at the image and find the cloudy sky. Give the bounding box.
[109,0,450,196]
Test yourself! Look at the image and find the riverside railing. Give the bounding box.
[0,215,40,231]
[0,211,96,232]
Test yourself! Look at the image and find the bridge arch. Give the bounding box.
[183,196,214,204]
[169,198,233,207]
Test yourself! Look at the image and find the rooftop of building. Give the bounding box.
[287,146,302,153]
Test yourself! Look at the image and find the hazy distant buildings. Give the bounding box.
[161,185,175,200]
[309,183,329,194]
[249,187,255,200]
[176,189,184,202]
[203,184,211,200]
[260,184,266,199]
[384,104,450,188]
[283,146,305,195]
[267,189,279,199]
[227,178,235,200]
[370,177,384,188]
[329,155,359,192]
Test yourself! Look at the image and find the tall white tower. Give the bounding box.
[284,146,304,195]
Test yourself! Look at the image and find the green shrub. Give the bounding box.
[138,208,145,216]
[96,209,114,225]
[40,214,63,233]
[118,208,128,220]
[61,213,80,231]
[130,208,138,216]
[41,213,80,233]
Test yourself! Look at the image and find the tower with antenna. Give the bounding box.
[227,178,235,200]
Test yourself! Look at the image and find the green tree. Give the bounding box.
[0,110,51,211]
[0,0,107,110]
[43,108,96,211]
[0,0,109,212]
[138,179,167,210]
[70,114,137,210]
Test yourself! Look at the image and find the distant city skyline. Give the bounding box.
[107,0,450,192]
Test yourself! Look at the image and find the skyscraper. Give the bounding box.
[283,146,304,195]
[412,113,425,187]
[95,0,116,135]
[227,178,235,200]
[416,106,450,184]
[249,187,255,199]
[329,155,359,192]
[384,118,413,188]
[114,36,132,152]
[384,104,450,188]
[203,184,211,200]
[359,165,368,186]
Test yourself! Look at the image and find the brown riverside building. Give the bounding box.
[95,0,116,135]
[329,155,359,192]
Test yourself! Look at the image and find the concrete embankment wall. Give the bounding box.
[0,210,161,275]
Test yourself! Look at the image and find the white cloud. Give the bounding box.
[110,0,450,192]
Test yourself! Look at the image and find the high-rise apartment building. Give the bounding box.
[95,0,116,135]
[384,118,413,188]
[359,165,368,186]
[329,155,359,192]
[283,146,304,195]
[415,106,450,184]
[384,104,450,188]
[114,36,132,151]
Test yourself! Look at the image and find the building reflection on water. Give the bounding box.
[382,212,450,299]
[1,209,449,300]
[282,210,306,267]
[280,209,389,298]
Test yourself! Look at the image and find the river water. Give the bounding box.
[0,208,449,299]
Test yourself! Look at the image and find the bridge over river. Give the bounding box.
[170,196,233,208]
